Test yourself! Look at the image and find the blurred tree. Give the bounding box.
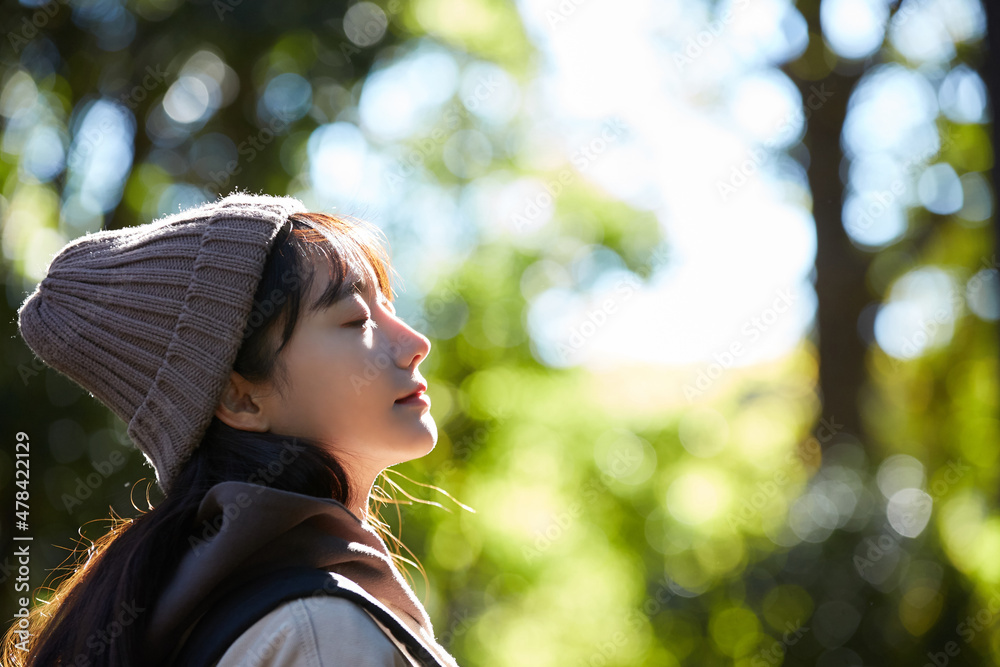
[770,0,992,663]
[985,0,1000,348]
[780,1,882,446]
[3,0,998,665]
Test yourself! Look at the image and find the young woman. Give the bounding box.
[4,192,463,666]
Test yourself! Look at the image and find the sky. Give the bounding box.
[508,0,988,371]
[5,0,991,378]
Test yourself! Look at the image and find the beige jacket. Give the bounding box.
[212,596,423,666]
[145,481,461,667]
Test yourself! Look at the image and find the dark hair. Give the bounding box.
[2,211,402,667]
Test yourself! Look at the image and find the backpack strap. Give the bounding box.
[168,566,448,667]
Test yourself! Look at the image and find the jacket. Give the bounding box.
[144,480,461,667]
[213,594,420,666]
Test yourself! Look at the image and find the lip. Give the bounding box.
[395,391,431,408]
[395,383,429,406]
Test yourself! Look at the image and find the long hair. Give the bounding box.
[1,211,422,667]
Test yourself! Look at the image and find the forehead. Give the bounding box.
[346,265,381,300]
[306,254,382,311]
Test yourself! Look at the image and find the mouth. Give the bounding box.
[395,382,429,405]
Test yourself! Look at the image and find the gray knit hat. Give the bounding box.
[17,191,307,495]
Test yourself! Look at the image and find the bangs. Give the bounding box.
[288,211,397,315]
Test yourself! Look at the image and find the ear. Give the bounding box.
[214,371,271,432]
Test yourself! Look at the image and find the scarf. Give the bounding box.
[145,480,459,666]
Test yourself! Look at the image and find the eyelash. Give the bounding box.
[349,317,377,330]
[347,300,394,329]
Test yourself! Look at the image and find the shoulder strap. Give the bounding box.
[168,566,448,667]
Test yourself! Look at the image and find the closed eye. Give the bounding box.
[348,317,377,330]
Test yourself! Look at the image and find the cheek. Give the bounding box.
[294,361,352,402]
[283,370,357,439]
[291,350,379,412]
[280,332,391,419]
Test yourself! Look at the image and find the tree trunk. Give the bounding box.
[782,2,871,445]
[984,0,1000,365]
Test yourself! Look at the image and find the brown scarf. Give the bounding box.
[145,481,457,665]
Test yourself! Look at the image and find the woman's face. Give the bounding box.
[261,255,437,486]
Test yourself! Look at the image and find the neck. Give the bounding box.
[348,497,370,523]
[344,474,375,524]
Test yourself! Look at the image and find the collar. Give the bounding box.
[145,481,435,654]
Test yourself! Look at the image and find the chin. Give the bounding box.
[391,421,438,464]
[417,419,439,456]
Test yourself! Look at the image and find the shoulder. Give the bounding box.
[214,596,413,667]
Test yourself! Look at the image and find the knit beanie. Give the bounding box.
[16,191,308,496]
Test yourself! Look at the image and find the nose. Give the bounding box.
[385,312,431,370]
[403,324,431,369]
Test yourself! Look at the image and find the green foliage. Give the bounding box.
[2,0,998,665]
